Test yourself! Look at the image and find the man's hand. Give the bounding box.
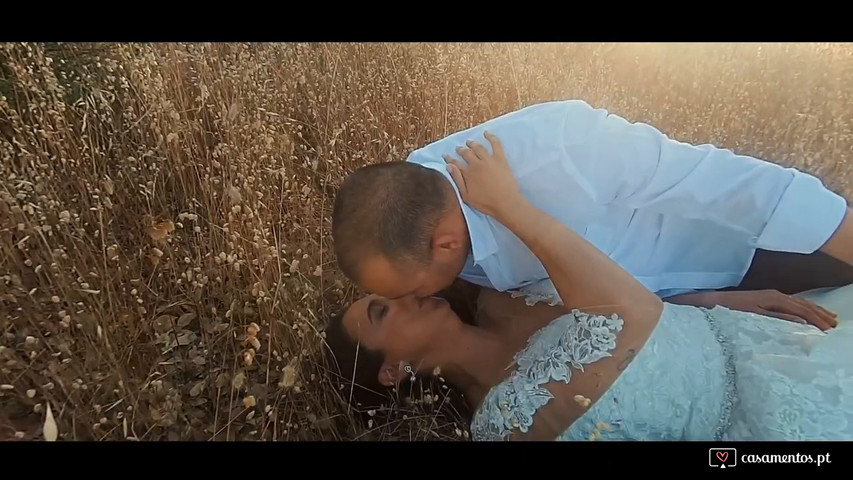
[666,289,838,331]
[442,131,524,220]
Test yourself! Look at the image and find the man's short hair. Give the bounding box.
[332,162,451,281]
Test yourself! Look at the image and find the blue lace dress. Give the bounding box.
[471,282,853,441]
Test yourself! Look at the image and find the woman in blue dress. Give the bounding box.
[324,134,853,441]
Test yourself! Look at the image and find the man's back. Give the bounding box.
[405,100,847,297]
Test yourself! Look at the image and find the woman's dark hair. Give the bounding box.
[322,279,481,414]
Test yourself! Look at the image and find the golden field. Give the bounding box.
[0,42,851,441]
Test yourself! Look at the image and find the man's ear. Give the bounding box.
[433,231,463,259]
[378,361,410,387]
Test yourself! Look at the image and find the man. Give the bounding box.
[332,100,853,329]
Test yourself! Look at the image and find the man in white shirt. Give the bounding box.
[332,100,853,329]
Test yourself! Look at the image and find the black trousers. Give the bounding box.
[724,249,853,295]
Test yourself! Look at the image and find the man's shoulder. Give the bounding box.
[485,99,593,123]
[406,100,597,165]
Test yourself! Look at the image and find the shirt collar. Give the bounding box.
[417,160,498,264]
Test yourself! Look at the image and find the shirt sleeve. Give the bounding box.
[556,100,848,254]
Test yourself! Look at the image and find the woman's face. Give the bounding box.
[341,294,458,386]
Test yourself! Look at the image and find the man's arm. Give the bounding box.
[557,100,849,258]
[820,208,853,265]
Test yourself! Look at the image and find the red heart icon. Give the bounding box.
[716,451,729,462]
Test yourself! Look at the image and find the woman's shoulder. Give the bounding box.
[470,308,625,440]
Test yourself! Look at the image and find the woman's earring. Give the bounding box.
[403,364,415,382]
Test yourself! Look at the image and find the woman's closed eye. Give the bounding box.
[368,300,387,323]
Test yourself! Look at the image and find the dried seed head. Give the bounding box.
[231,373,247,390]
[227,186,242,203]
[243,349,255,367]
[574,394,592,408]
[149,220,175,241]
[247,322,260,336]
[280,365,297,389]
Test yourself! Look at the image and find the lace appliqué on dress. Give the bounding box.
[509,278,564,307]
[471,310,624,440]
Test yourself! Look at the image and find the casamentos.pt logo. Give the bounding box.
[710,448,832,468]
[741,452,831,466]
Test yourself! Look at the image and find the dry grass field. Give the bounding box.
[1,42,851,441]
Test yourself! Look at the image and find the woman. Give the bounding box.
[325,133,853,441]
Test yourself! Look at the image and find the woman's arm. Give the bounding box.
[444,132,662,323]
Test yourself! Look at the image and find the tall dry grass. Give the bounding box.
[1,42,851,441]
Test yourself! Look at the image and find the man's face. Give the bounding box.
[356,252,466,299]
[349,191,472,299]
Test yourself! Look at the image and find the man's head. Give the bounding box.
[332,162,470,298]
